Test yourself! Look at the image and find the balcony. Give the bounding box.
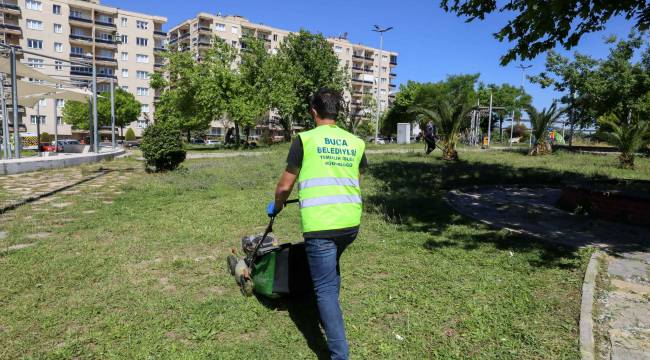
[197,40,210,47]
[389,83,396,88]
[351,66,364,72]
[97,73,116,79]
[0,3,20,15]
[352,78,363,83]
[95,56,117,65]
[69,15,93,27]
[69,34,93,43]
[154,63,164,68]
[154,30,167,37]
[95,38,117,48]
[70,69,92,77]
[154,46,166,52]
[169,32,190,44]
[390,60,397,66]
[389,72,397,77]
[95,20,116,29]
[352,54,365,60]
[197,25,211,33]
[0,23,21,35]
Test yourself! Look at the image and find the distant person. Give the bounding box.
[424,121,437,155]
[225,127,234,145]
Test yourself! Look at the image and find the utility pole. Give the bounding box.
[516,64,532,148]
[110,76,116,149]
[487,92,493,147]
[10,46,20,158]
[372,25,393,144]
[53,96,58,152]
[0,74,9,159]
[509,110,515,146]
[92,61,98,152]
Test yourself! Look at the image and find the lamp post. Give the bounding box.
[110,76,115,149]
[10,46,19,158]
[372,25,392,144]
[515,64,532,147]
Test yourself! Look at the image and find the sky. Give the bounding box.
[104,0,636,109]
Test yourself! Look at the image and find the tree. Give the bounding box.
[440,0,650,65]
[526,103,564,156]
[125,128,136,141]
[381,81,425,135]
[476,82,532,142]
[411,96,473,161]
[97,88,141,138]
[150,49,211,141]
[268,30,348,136]
[62,100,91,129]
[598,114,650,169]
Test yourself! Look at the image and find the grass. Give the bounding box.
[1,147,648,359]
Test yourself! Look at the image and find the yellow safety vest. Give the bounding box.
[297,125,365,233]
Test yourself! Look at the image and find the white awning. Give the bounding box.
[0,57,63,85]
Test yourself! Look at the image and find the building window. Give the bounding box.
[27,58,44,69]
[136,54,149,63]
[27,19,44,30]
[56,116,63,125]
[334,46,342,53]
[54,42,63,53]
[38,98,47,107]
[381,77,387,84]
[137,120,148,128]
[54,24,62,33]
[136,37,148,46]
[54,60,62,71]
[120,17,127,27]
[121,69,129,78]
[55,99,65,108]
[121,85,128,90]
[137,87,149,96]
[141,104,149,113]
[30,115,46,124]
[71,47,83,55]
[273,34,278,41]
[121,52,128,61]
[136,71,149,80]
[53,4,61,14]
[231,26,238,34]
[26,0,42,11]
[215,23,225,32]
[136,20,148,29]
[120,35,128,44]
[27,39,43,49]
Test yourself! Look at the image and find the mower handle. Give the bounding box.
[247,199,298,265]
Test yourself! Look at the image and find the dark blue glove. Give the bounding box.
[267,201,281,217]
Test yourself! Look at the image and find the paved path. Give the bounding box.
[446,186,650,359]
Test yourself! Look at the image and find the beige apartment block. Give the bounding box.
[0,0,166,139]
[168,13,398,138]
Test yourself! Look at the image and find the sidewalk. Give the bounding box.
[446,186,649,359]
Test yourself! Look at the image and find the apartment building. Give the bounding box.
[168,13,398,138]
[0,0,166,138]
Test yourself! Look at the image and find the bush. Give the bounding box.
[40,132,51,143]
[125,128,136,141]
[140,123,186,172]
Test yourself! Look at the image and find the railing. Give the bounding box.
[352,54,365,59]
[389,83,396,87]
[389,72,397,77]
[96,56,117,63]
[154,30,167,36]
[390,61,397,65]
[69,53,87,59]
[197,40,210,46]
[95,38,116,45]
[154,47,166,52]
[352,78,363,83]
[198,26,211,32]
[352,67,364,72]
[97,73,116,78]
[95,20,116,28]
[69,15,92,23]
[0,3,20,11]
[154,63,164,68]
[70,34,92,42]
[70,69,92,76]
[0,23,21,31]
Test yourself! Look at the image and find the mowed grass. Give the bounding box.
[1,148,648,359]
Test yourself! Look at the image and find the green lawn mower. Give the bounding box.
[226,200,312,298]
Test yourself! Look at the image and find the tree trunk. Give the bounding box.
[442,143,459,161]
[528,140,552,156]
[234,122,240,146]
[499,118,504,142]
[619,152,635,169]
[186,129,191,142]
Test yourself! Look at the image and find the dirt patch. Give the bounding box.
[26,232,50,239]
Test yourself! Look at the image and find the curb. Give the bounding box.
[0,170,109,215]
[580,250,603,360]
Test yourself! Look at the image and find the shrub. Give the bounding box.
[125,128,136,141]
[40,132,51,143]
[140,123,186,172]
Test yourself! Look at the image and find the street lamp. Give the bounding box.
[372,25,392,144]
[515,64,532,147]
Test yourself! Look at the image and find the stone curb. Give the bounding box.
[580,250,603,360]
[0,170,109,215]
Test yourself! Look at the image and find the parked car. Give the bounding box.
[190,138,205,145]
[205,139,222,145]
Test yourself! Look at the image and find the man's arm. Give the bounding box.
[274,170,298,212]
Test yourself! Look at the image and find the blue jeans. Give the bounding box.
[305,233,356,360]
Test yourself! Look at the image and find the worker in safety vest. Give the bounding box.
[268,88,367,360]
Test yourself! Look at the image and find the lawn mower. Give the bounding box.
[226,199,312,298]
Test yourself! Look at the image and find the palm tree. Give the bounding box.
[599,115,650,169]
[411,97,473,161]
[526,103,563,155]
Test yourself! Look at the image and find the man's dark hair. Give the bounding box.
[309,88,342,119]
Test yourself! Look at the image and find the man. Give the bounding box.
[268,88,367,360]
[424,121,437,155]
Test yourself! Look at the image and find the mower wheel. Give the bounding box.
[240,275,254,297]
[226,255,238,276]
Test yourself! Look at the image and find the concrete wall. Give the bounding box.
[0,149,124,175]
